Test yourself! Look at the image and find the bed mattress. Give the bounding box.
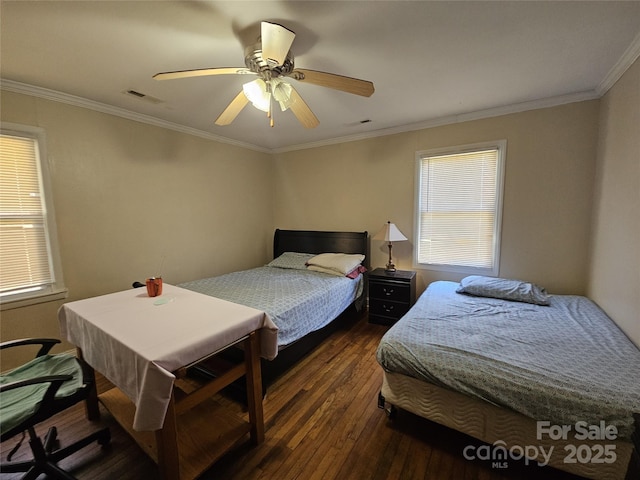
[180,266,363,348]
[376,281,640,439]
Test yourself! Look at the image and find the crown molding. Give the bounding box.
[272,90,600,153]
[0,78,603,155]
[0,79,270,154]
[597,31,640,96]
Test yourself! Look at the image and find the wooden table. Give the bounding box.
[58,284,277,480]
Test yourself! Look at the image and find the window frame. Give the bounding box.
[0,123,67,310]
[413,140,506,276]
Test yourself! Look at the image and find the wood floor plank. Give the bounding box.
[1,311,585,480]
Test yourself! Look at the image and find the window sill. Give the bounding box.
[0,288,69,311]
[413,262,499,277]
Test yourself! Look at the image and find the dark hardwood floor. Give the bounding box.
[1,312,584,479]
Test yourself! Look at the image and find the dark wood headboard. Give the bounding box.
[273,229,369,268]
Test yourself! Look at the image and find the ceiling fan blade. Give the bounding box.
[289,69,374,97]
[288,87,319,129]
[261,21,295,67]
[153,67,255,81]
[215,91,249,126]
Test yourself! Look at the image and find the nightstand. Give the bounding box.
[368,268,417,325]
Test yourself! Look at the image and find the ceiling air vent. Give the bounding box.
[122,90,163,104]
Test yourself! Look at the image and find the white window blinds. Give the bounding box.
[0,133,55,296]
[415,142,505,274]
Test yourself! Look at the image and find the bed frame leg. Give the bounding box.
[386,404,397,419]
[377,391,398,419]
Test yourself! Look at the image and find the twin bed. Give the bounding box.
[377,277,640,480]
[179,229,369,389]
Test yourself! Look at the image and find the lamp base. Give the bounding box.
[385,243,397,273]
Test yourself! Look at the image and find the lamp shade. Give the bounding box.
[373,221,408,242]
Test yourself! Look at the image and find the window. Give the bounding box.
[0,125,66,309]
[414,140,506,275]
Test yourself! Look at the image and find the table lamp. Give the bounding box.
[373,221,408,273]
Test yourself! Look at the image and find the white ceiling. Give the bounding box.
[2,1,640,152]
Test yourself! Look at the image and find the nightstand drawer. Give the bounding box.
[369,282,410,303]
[369,298,411,320]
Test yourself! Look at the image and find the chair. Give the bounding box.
[0,338,110,480]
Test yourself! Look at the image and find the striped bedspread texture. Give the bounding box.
[376,281,640,440]
[179,266,363,348]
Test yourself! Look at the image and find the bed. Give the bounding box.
[376,278,640,480]
[179,229,369,389]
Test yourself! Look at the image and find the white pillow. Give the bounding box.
[306,253,365,276]
[307,265,344,276]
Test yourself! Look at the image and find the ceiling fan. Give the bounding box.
[153,21,375,128]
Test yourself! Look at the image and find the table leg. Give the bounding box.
[76,348,101,421]
[155,393,180,480]
[244,332,264,445]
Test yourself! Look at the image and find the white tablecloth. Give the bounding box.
[58,284,277,431]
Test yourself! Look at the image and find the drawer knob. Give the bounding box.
[383,288,394,296]
[383,304,394,312]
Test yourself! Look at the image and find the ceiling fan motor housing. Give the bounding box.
[244,43,295,79]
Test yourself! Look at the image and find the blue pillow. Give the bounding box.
[456,275,550,305]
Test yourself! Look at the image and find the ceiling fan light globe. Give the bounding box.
[243,79,271,112]
[277,100,291,112]
[272,79,293,111]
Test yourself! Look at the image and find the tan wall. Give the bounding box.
[1,91,274,369]
[274,101,600,295]
[4,83,634,369]
[588,57,640,347]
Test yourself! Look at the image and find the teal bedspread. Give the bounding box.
[377,281,640,439]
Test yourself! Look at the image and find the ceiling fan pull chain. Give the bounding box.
[268,81,275,127]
